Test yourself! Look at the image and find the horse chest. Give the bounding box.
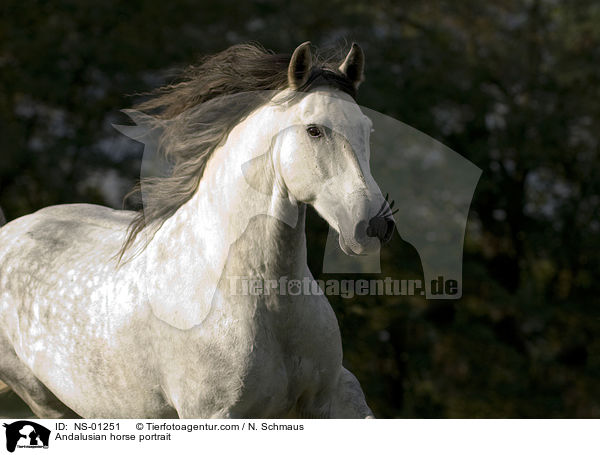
[238,306,343,416]
[222,335,336,418]
[154,301,341,418]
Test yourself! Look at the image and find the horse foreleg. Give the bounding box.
[329,367,374,418]
[0,338,79,418]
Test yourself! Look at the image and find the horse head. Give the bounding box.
[269,42,394,256]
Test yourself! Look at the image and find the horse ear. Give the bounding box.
[288,41,313,89]
[338,42,365,89]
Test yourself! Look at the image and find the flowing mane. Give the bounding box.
[119,42,356,260]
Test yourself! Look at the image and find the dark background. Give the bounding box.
[1,0,598,417]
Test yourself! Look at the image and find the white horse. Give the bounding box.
[0,42,394,418]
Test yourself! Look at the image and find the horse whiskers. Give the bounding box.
[374,194,389,217]
[374,193,398,219]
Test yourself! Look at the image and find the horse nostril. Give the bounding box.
[366,216,395,243]
[365,216,385,241]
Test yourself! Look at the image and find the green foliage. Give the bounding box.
[1,0,598,417]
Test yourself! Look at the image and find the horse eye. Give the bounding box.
[306,126,322,138]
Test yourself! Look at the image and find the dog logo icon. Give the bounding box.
[3,421,50,452]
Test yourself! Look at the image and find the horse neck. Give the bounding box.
[143,104,309,301]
